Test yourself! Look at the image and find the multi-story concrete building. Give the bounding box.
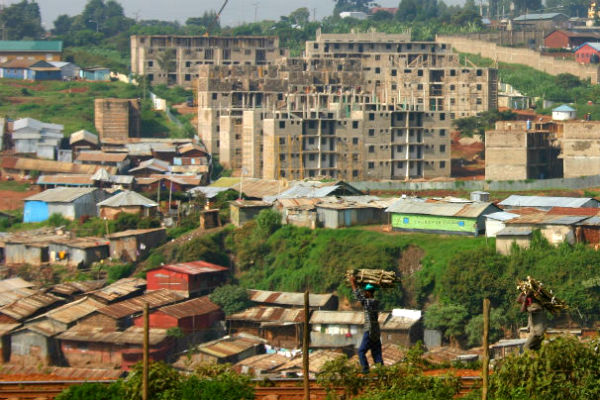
[130,35,287,87]
[198,30,497,180]
[485,120,562,181]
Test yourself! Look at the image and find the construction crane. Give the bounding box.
[204,0,230,36]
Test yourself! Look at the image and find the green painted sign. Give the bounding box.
[390,213,477,233]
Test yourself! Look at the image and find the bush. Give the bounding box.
[209,284,251,315]
[107,263,134,283]
[47,213,70,227]
[123,361,181,400]
[56,382,123,400]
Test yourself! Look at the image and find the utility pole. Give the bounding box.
[482,298,490,400]
[303,290,310,400]
[168,180,173,216]
[252,3,259,22]
[142,302,149,400]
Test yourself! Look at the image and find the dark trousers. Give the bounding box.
[358,331,383,372]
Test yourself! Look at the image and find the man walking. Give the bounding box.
[350,276,383,373]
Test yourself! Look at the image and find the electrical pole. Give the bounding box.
[142,302,149,400]
[482,298,490,400]
[303,290,310,400]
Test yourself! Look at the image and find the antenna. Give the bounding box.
[252,2,259,22]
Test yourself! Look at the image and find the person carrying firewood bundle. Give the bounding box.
[349,275,383,373]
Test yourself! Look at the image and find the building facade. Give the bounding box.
[130,35,287,87]
[198,30,497,180]
[94,98,141,142]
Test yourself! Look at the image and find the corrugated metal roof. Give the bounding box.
[89,277,146,303]
[197,335,264,358]
[275,350,342,374]
[0,291,62,321]
[234,353,288,371]
[20,319,66,337]
[51,237,109,249]
[499,195,597,208]
[209,177,241,188]
[0,277,34,292]
[485,211,519,221]
[157,296,220,319]
[98,190,157,208]
[159,260,228,276]
[70,129,97,145]
[76,151,127,163]
[513,12,565,21]
[496,227,533,236]
[265,185,340,202]
[177,143,207,155]
[40,296,105,325]
[106,227,165,239]
[578,216,600,226]
[547,207,600,216]
[492,338,527,347]
[0,288,36,307]
[50,280,106,297]
[248,289,334,307]
[24,187,98,203]
[129,158,170,173]
[13,117,63,132]
[230,199,272,208]
[187,186,231,199]
[2,157,114,175]
[386,199,496,217]
[0,365,123,380]
[310,310,386,325]
[552,104,576,112]
[98,289,184,319]
[57,325,168,345]
[37,174,93,186]
[506,213,589,225]
[0,323,19,336]
[150,174,202,186]
[227,306,304,324]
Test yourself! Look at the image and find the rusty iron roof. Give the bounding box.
[1,157,116,175]
[98,289,184,319]
[0,364,124,380]
[547,207,600,216]
[275,350,344,374]
[89,277,146,303]
[234,353,288,372]
[98,190,157,208]
[70,129,98,146]
[19,319,66,337]
[0,323,20,336]
[230,178,289,198]
[0,288,36,307]
[157,260,228,276]
[227,306,304,324]
[50,280,106,297]
[230,199,272,208]
[157,296,221,319]
[76,151,128,163]
[0,277,34,292]
[37,174,94,186]
[40,296,105,325]
[505,212,589,226]
[248,289,334,308]
[197,334,264,359]
[106,227,165,239]
[50,237,109,249]
[310,310,391,326]
[57,325,168,345]
[0,291,62,321]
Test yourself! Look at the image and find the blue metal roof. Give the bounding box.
[499,194,596,208]
[552,104,575,112]
[579,42,600,52]
[513,13,566,21]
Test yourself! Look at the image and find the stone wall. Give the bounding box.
[436,35,600,84]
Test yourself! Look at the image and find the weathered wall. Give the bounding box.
[436,35,600,84]
[496,236,531,255]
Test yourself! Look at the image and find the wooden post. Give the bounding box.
[142,302,149,400]
[303,290,310,400]
[482,298,490,400]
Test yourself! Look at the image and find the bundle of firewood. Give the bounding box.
[517,276,568,315]
[345,269,399,289]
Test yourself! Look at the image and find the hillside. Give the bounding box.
[0,79,185,136]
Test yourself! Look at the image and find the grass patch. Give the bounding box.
[0,181,30,192]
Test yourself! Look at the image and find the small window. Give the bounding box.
[440,129,446,136]
[352,170,359,177]
[458,221,465,227]
[352,138,359,145]
[403,217,409,224]
[185,61,191,67]
[439,113,445,121]
[368,129,375,137]
[368,162,374,169]
[417,84,423,90]
[440,161,446,168]
[279,138,285,144]
[368,145,375,153]
[375,67,380,74]
[352,121,359,129]
[417,70,423,76]
[279,121,285,129]
[369,113,375,121]
[391,69,397,76]
[147,61,153,67]
[439,145,446,153]
[476,84,482,90]
[477,69,483,76]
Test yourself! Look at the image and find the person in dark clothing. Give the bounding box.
[350,275,383,373]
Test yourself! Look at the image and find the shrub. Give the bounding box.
[56,382,123,400]
[209,284,251,315]
[107,263,134,283]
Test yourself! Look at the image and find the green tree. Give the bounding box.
[0,0,44,39]
[424,303,469,344]
[123,361,181,400]
[56,382,123,400]
[209,284,252,315]
[52,14,75,35]
[333,0,375,14]
[465,308,508,347]
[288,7,311,26]
[254,209,282,238]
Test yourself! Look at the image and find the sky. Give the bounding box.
[5,0,461,29]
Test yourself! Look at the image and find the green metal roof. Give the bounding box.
[0,40,62,53]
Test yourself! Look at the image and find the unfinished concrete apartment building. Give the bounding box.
[198,30,498,180]
[485,120,563,181]
[130,35,287,87]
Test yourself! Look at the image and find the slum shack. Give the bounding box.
[107,228,166,262]
[229,200,272,227]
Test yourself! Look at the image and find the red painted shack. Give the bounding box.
[146,261,228,297]
[575,42,600,64]
[544,30,600,49]
[133,296,223,333]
